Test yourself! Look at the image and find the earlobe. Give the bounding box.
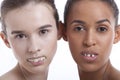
[0,31,11,48]
[114,25,120,44]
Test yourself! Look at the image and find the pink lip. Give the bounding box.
[80,50,98,62]
[29,60,44,66]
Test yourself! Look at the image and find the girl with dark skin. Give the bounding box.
[63,0,120,80]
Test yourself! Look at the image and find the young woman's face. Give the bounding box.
[4,3,58,72]
[65,1,117,72]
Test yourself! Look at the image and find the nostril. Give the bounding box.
[28,48,40,54]
[83,40,96,47]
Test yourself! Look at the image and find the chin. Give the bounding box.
[78,63,101,72]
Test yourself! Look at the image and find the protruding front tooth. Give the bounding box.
[87,54,91,57]
[84,54,87,56]
[34,58,39,63]
[40,56,46,61]
[91,54,95,57]
[27,56,47,63]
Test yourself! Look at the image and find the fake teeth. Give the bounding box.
[27,56,46,63]
[83,53,96,57]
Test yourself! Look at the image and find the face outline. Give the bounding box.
[64,1,120,72]
[1,3,59,73]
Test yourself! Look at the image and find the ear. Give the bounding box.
[114,25,120,44]
[61,22,68,41]
[0,31,11,48]
[57,21,63,40]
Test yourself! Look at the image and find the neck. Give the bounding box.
[78,61,111,80]
[17,64,49,80]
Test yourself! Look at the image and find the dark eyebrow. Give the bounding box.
[11,31,24,35]
[38,24,52,30]
[11,24,52,34]
[96,19,111,24]
[71,20,85,25]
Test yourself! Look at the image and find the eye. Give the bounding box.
[39,29,49,35]
[97,26,108,32]
[15,34,27,39]
[74,26,85,32]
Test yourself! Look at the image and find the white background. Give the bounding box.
[0,0,120,80]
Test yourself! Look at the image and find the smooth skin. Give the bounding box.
[63,1,120,80]
[0,2,61,80]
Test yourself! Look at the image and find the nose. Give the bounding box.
[28,36,41,53]
[83,31,96,47]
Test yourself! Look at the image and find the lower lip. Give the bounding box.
[29,61,44,66]
[81,55,97,62]
[27,59,45,66]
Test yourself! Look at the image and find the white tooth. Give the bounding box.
[40,57,46,61]
[34,59,39,62]
[29,59,34,62]
[28,56,46,63]
[28,58,39,63]
[92,54,95,57]
[87,54,91,57]
[84,54,87,56]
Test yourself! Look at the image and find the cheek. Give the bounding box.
[67,33,82,57]
[8,38,27,58]
[98,32,114,59]
[44,33,57,59]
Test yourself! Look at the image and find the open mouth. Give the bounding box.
[82,53,97,57]
[27,56,46,62]
[80,51,98,62]
[27,56,47,66]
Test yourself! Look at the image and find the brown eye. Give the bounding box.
[15,34,27,39]
[74,26,85,32]
[97,26,108,32]
[39,29,49,35]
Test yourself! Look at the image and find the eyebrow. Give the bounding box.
[70,19,111,25]
[71,20,85,25]
[11,31,24,35]
[11,24,52,35]
[38,24,52,30]
[96,19,111,24]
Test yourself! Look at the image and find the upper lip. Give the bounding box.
[28,56,41,59]
[28,55,46,59]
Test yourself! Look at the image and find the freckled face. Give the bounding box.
[4,3,58,72]
[65,1,116,72]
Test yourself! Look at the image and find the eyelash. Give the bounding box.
[15,34,27,39]
[97,26,108,32]
[39,29,49,36]
[74,25,85,32]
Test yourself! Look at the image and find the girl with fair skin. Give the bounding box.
[0,0,62,80]
[63,0,120,80]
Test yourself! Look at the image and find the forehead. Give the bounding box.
[4,2,55,30]
[67,1,115,24]
[5,2,54,19]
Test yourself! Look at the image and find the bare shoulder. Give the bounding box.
[0,72,15,80]
[0,67,21,80]
[109,67,120,80]
[114,69,120,80]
